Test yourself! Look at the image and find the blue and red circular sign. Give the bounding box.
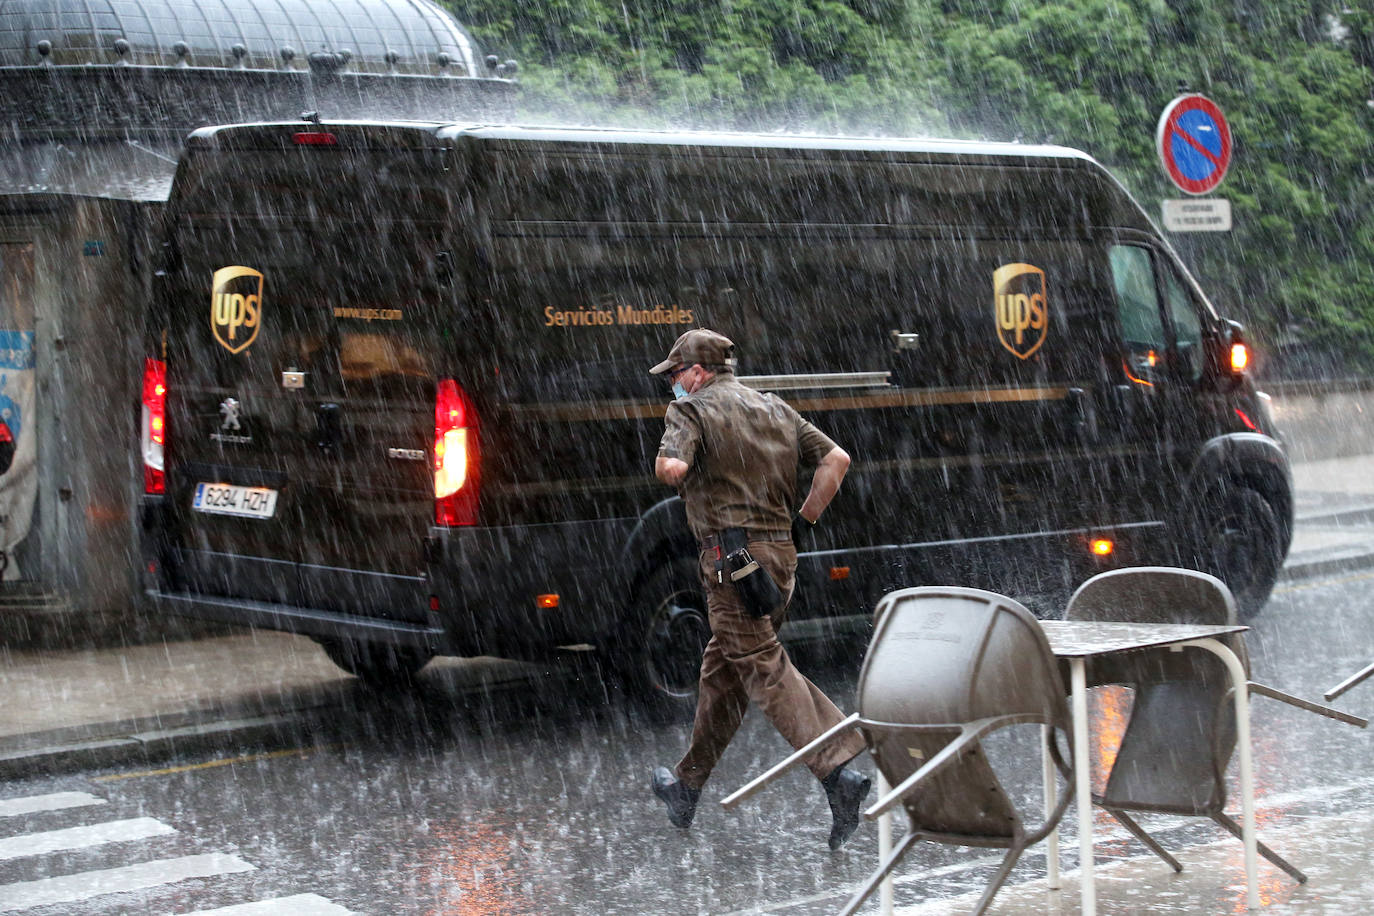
[1156,94,1232,195]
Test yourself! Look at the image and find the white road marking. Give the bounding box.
[0,817,175,861]
[0,852,254,912]
[720,780,1374,914]
[185,893,354,914]
[0,792,107,818]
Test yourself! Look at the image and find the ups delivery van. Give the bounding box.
[140,121,1291,705]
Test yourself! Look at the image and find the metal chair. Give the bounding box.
[1325,660,1374,701]
[1065,566,1366,882]
[722,586,1073,916]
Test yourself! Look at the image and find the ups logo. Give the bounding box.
[211,266,263,355]
[994,263,1048,360]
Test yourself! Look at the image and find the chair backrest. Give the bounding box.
[1066,566,1237,626]
[1067,567,1239,814]
[860,586,1067,727]
[857,587,1069,841]
[1065,566,1249,680]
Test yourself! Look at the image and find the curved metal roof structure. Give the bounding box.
[0,0,481,74]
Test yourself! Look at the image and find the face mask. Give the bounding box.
[672,382,689,401]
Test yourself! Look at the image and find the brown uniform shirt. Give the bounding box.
[657,373,838,542]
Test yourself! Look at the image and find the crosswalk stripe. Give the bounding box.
[0,793,107,819]
[184,893,353,914]
[0,852,254,912]
[0,817,176,861]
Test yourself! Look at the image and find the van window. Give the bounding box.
[1163,267,1204,381]
[1109,244,1165,379]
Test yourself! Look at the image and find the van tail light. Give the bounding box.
[142,358,167,494]
[434,378,479,526]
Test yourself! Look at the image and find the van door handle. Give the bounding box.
[316,402,342,452]
[1065,388,1097,441]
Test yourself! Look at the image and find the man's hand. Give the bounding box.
[798,446,850,524]
[656,455,690,486]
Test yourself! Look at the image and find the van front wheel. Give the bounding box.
[613,557,710,719]
[1189,484,1283,620]
[316,637,433,687]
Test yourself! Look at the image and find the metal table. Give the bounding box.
[871,620,1256,915]
[1039,620,1256,915]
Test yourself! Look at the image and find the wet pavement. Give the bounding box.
[1,452,1372,913]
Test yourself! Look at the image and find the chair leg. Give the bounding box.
[1210,812,1308,884]
[1104,807,1183,873]
[971,844,1027,916]
[839,830,923,916]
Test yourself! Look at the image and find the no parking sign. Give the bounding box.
[1156,94,1232,195]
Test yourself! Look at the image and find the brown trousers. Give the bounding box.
[674,539,866,791]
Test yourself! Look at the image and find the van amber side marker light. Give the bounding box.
[1090,538,1115,557]
[536,594,560,609]
[1122,360,1154,387]
[829,567,851,581]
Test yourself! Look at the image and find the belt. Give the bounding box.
[700,529,791,550]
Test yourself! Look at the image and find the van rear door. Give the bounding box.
[161,133,447,624]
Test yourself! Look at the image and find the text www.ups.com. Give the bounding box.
[334,307,403,321]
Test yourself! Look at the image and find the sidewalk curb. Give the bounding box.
[1280,550,1374,582]
[0,712,318,781]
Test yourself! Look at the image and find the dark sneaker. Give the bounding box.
[823,766,872,850]
[652,766,701,828]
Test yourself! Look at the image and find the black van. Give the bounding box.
[141,121,1291,703]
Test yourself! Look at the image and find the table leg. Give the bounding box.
[879,771,893,915]
[1043,724,1060,889]
[1071,658,1095,916]
[1185,638,1259,910]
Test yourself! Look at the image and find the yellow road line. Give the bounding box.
[1274,568,1374,595]
[91,746,323,782]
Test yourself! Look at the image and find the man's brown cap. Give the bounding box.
[649,328,738,375]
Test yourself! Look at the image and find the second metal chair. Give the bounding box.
[723,586,1073,915]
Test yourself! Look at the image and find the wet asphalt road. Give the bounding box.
[3,570,1373,915]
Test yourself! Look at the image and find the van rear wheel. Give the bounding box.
[613,557,710,719]
[316,637,433,687]
[1190,484,1283,620]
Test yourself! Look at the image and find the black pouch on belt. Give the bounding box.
[720,527,783,619]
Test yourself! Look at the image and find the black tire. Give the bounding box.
[316,637,434,688]
[1188,484,1284,620]
[610,556,710,720]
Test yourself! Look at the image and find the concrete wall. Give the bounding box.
[1263,380,1374,463]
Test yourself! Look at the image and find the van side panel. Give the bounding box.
[438,137,1174,633]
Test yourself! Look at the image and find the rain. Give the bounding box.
[1,0,1373,914]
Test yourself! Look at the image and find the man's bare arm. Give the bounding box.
[798,446,850,523]
[656,455,690,487]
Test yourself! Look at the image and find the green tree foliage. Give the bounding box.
[454,0,1374,375]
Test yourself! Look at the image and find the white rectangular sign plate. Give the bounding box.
[1162,198,1232,232]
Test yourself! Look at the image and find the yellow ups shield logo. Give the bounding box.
[210,266,263,355]
[994,263,1048,360]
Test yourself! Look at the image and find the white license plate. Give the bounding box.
[192,482,278,519]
